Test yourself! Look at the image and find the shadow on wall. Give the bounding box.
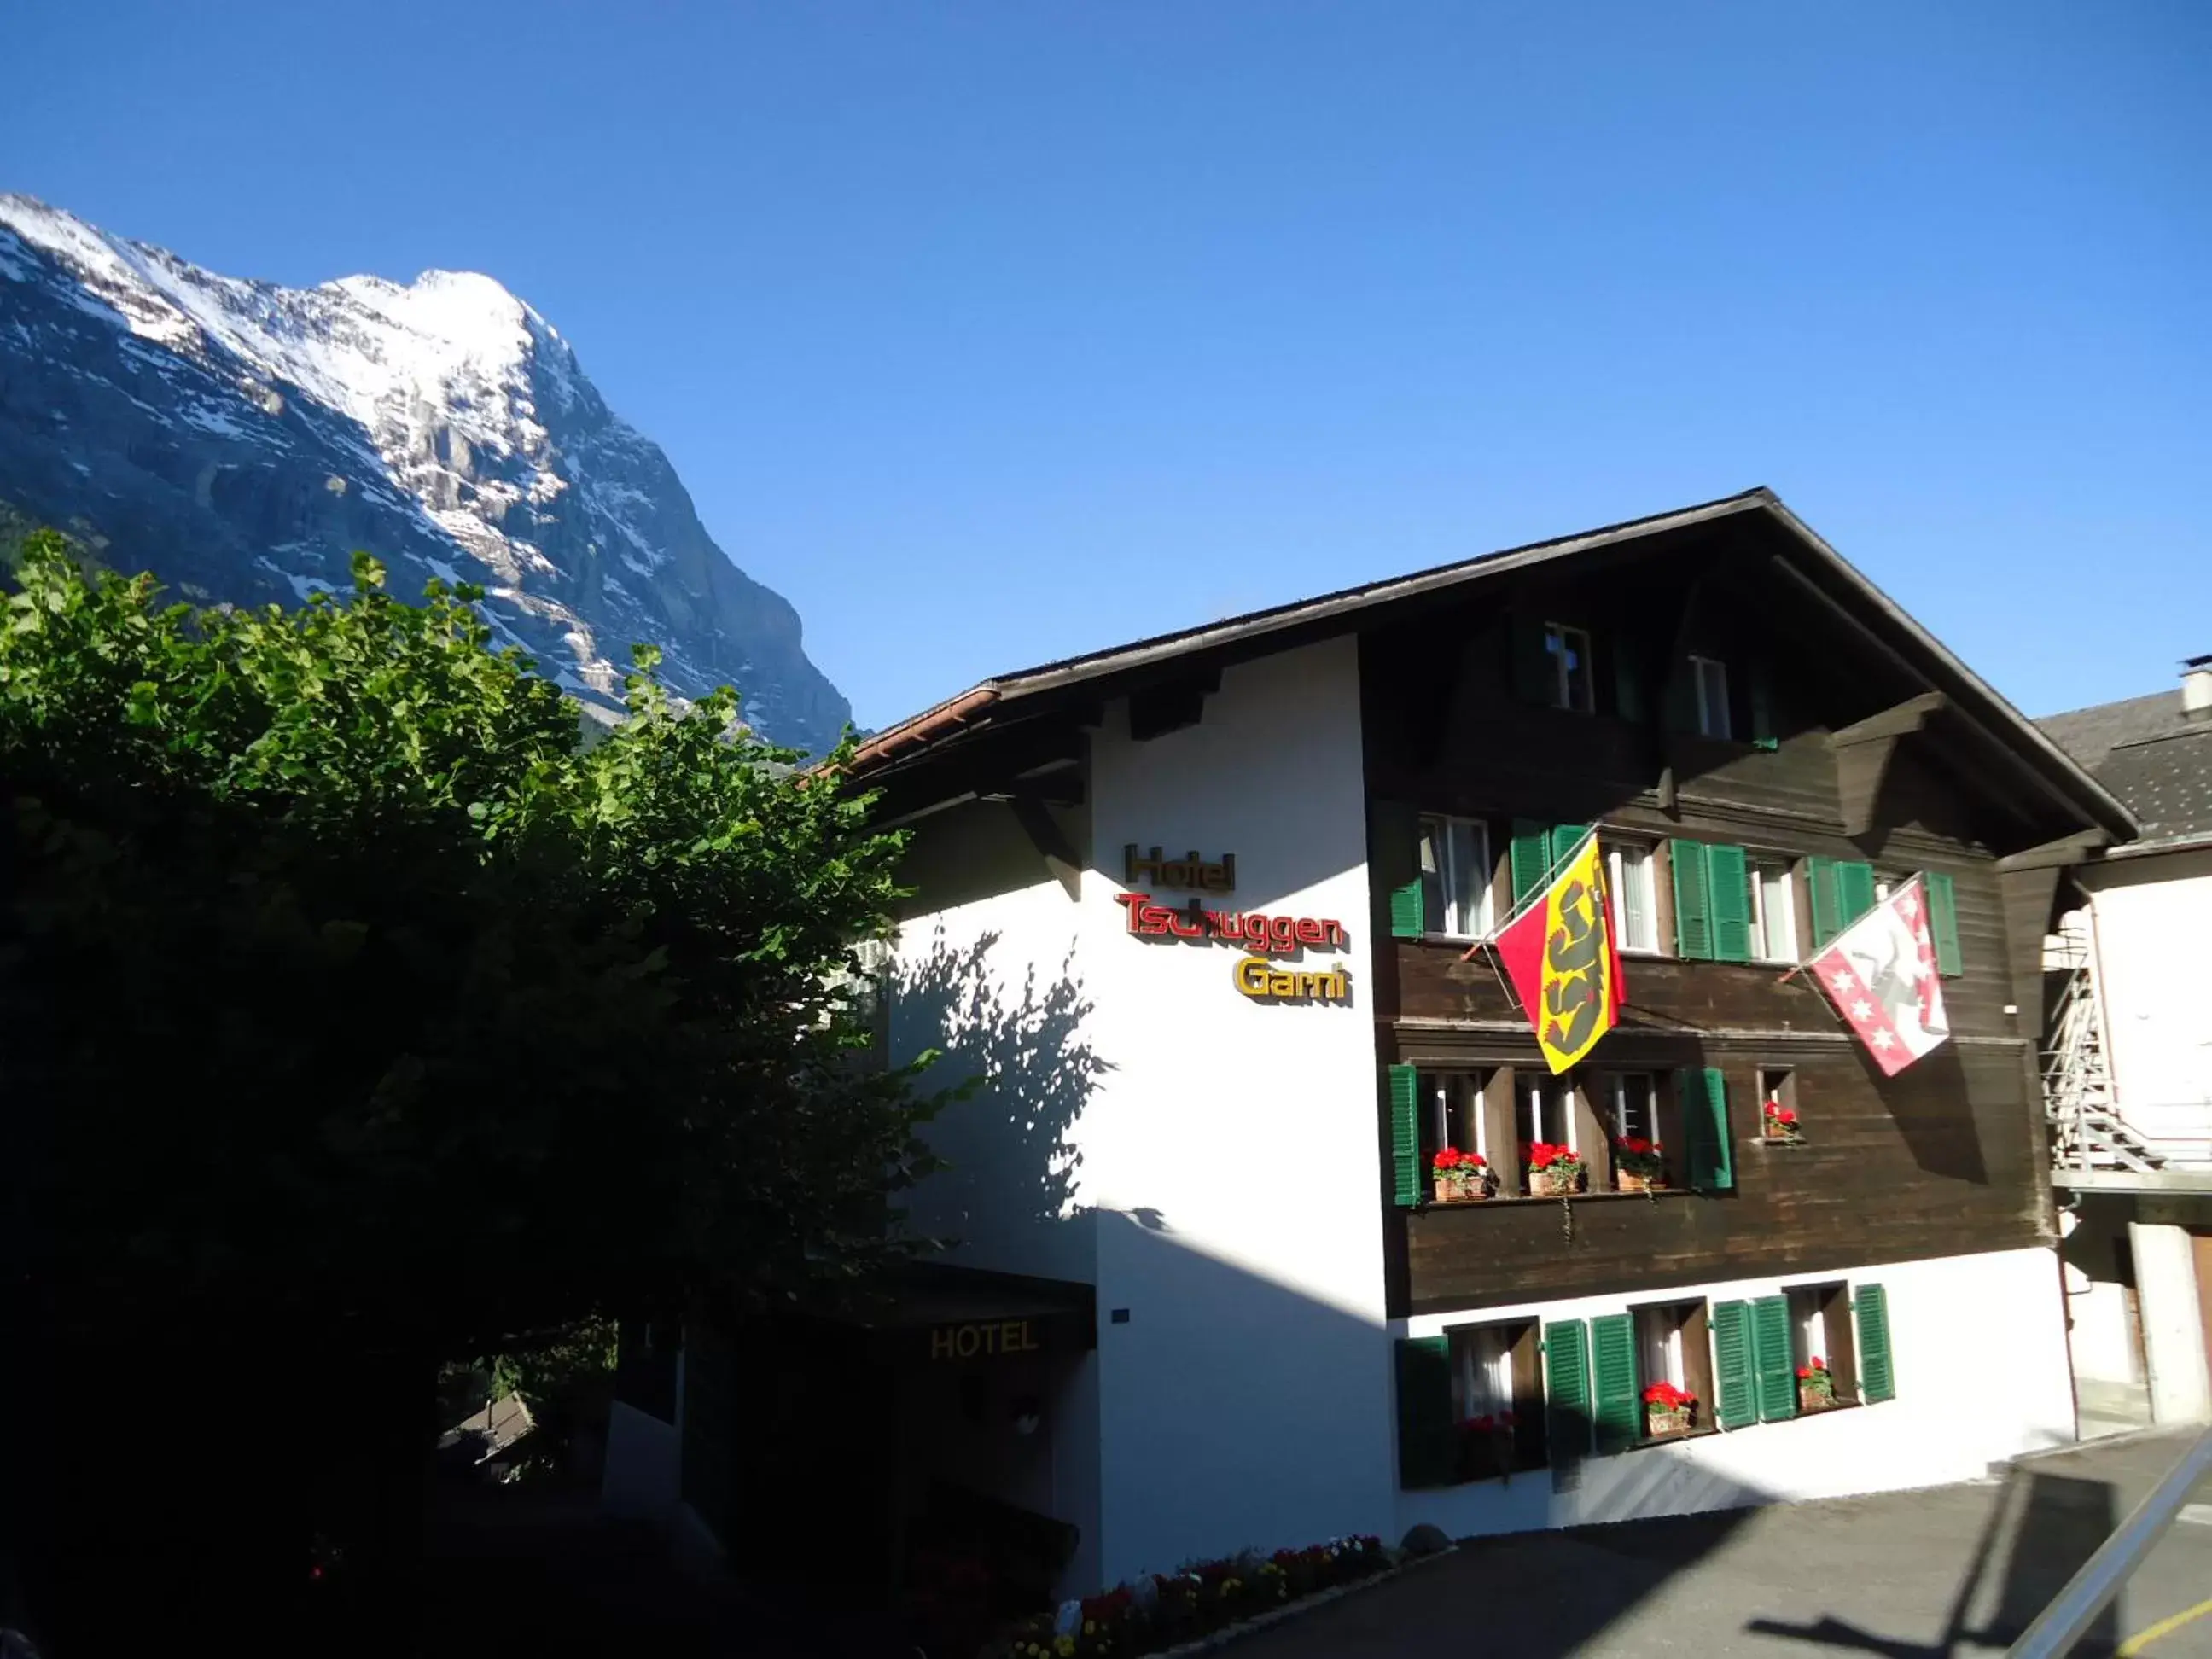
[891,923,1112,1255]
[1875,1045,1991,1188]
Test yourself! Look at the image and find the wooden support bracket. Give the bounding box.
[1007,795,1083,903]
[1828,692,1947,838]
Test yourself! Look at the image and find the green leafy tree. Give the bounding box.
[1,530,937,1344]
[0,532,940,1634]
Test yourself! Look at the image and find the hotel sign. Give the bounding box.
[1116,848,1351,1004]
[929,1318,1042,1361]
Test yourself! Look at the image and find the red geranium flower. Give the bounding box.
[1432,1148,1464,1172]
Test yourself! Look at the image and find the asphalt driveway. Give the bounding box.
[1232,1429,2212,1658]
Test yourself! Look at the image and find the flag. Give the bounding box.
[1490,831,1625,1074]
[1807,875,1950,1076]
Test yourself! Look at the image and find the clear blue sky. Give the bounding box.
[12,2,2208,729]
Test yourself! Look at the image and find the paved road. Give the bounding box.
[1235,1430,2212,1658]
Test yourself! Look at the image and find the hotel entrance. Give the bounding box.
[679,1262,1096,1643]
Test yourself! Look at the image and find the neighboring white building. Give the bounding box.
[611,491,2136,1617]
[2039,655,2212,1434]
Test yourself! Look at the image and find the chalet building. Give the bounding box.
[609,489,2137,1608]
[2038,658,2212,1434]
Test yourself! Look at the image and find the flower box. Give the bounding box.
[1762,1100,1803,1144]
[1642,1381,1697,1439]
[1796,1358,1838,1411]
[1612,1136,1668,1191]
[1526,1143,1586,1196]
[1430,1147,1491,1203]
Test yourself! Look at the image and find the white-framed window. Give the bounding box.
[1455,1324,1517,1421]
[1610,1072,1659,1144]
[1606,841,1661,954]
[1417,814,1493,939]
[1691,655,1732,740]
[1639,1307,1687,1390]
[1520,1074,1575,1152]
[1419,1070,1487,1164]
[1748,856,1797,963]
[1545,623,1596,714]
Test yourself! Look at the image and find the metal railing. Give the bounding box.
[2005,1426,2212,1658]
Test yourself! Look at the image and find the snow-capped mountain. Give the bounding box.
[0,193,850,750]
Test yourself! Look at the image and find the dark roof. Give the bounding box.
[849,487,2135,841]
[2040,691,2212,853]
[2037,692,2187,773]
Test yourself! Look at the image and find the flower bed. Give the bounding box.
[985,1535,1392,1659]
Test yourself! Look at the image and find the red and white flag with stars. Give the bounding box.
[1807,875,1951,1077]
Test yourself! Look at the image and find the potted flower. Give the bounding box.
[1431,1147,1490,1202]
[1459,1409,1516,1478]
[1642,1380,1697,1438]
[1797,1356,1837,1411]
[1527,1141,1586,1196]
[1763,1097,1803,1143]
[1613,1137,1668,1192]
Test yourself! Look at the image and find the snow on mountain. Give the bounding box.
[0,192,850,749]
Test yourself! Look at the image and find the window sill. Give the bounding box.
[1629,1425,1720,1452]
[1752,1136,1812,1150]
[1417,1188,1694,1210]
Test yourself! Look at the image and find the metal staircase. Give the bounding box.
[2042,923,2161,1176]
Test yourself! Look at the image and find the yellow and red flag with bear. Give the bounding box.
[1487,830,1624,1073]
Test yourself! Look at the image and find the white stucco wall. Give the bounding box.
[2079,850,2212,1162]
[1398,1244,2075,1538]
[2128,1221,2212,1423]
[892,636,1393,1589]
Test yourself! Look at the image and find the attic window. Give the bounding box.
[1545,624,1595,713]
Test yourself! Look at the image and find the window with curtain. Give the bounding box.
[1417,814,1493,939]
[1606,841,1660,953]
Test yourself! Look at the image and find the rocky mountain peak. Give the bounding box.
[0,193,850,750]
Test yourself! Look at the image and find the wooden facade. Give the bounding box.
[1361,528,2089,1318]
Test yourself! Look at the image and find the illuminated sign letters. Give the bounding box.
[1117,844,1352,1004]
[1124,845,1237,893]
[929,1319,1042,1361]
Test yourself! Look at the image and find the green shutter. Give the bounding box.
[1551,824,1592,870]
[1807,856,1842,946]
[1590,1313,1639,1454]
[1543,1318,1592,1464]
[1751,1295,1797,1423]
[1388,1065,1422,1208]
[1678,1066,1733,1192]
[1711,1301,1755,1429]
[1926,873,1963,977]
[1376,800,1424,940]
[1707,842,1752,964]
[1395,1336,1456,1487]
[1512,614,1553,706]
[1511,821,1551,905]
[1836,861,1877,926]
[1854,1283,1895,1403]
[1390,873,1425,939]
[1749,663,1778,749]
[1615,638,1648,725]
[1662,656,1697,734]
[1670,841,1714,960]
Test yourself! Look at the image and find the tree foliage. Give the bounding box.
[0,532,938,1355]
